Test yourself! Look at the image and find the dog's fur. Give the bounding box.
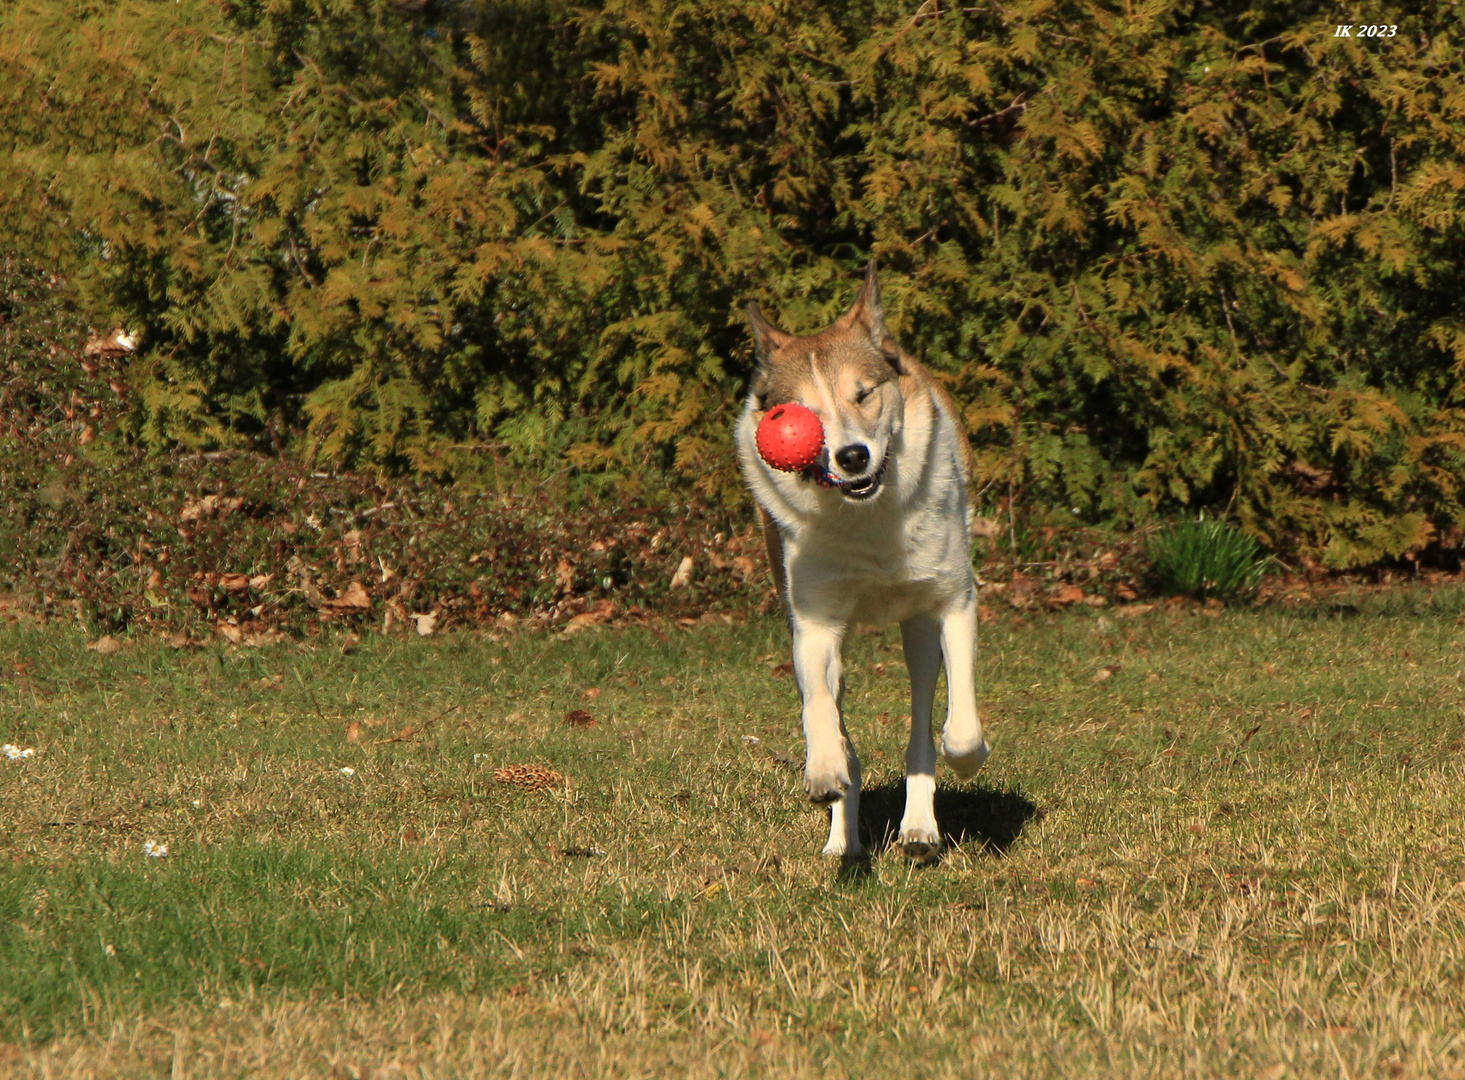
[736,263,989,859]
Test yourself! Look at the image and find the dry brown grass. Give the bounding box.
[5,588,1465,1077]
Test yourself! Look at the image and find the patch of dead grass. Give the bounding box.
[5,597,1465,1076]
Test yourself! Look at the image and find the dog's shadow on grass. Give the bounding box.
[836,781,1041,882]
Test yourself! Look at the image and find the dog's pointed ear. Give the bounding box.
[840,260,903,371]
[746,301,791,365]
[746,302,790,405]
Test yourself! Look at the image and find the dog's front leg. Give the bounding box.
[898,614,942,858]
[823,711,862,859]
[939,597,990,778]
[790,617,862,856]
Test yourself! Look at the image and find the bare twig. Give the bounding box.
[286,235,318,289]
[968,94,1029,127]
[372,702,459,745]
[178,449,247,465]
[877,0,942,59]
[1218,285,1242,362]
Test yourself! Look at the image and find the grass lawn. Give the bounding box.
[3,588,1465,1077]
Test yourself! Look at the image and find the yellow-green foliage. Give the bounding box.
[1,1,1462,566]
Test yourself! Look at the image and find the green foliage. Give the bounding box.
[1146,516,1269,599]
[2,1,1465,565]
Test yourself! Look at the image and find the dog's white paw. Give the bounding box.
[803,746,851,803]
[804,765,850,804]
[942,734,990,779]
[898,824,941,861]
[822,835,864,858]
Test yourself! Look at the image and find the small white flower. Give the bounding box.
[191,799,202,808]
[3,743,35,760]
[472,753,488,765]
[339,766,356,777]
[741,735,761,747]
[142,840,169,858]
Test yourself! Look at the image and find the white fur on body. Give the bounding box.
[736,372,989,858]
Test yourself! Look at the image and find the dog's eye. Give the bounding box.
[854,386,872,405]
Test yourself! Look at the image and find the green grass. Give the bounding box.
[1146,516,1270,599]
[4,588,1465,1077]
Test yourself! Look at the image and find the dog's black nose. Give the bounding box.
[835,444,870,474]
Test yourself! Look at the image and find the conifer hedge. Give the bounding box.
[2,0,1462,567]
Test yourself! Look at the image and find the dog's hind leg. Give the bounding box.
[898,614,942,858]
[939,597,990,778]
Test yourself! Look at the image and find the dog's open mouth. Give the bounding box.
[804,457,889,499]
[838,461,886,501]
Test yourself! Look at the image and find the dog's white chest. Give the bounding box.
[785,503,970,625]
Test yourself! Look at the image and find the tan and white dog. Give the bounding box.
[736,263,989,860]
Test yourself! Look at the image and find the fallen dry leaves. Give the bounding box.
[87,635,125,656]
[562,600,615,636]
[492,763,567,791]
[215,625,289,647]
[1050,583,1086,607]
[320,581,371,614]
[179,494,244,523]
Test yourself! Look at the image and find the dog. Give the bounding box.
[736,262,989,859]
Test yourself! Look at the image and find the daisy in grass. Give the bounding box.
[142,840,169,858]
[3,743,35,760]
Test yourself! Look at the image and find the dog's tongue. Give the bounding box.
[756,403,824,472]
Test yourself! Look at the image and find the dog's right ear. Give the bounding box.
[746,302,792,365]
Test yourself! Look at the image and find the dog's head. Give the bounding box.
[745,263,904,502]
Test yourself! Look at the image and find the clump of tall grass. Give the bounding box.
[1146,517,1270,600]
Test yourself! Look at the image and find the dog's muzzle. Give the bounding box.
[804,457,888,501]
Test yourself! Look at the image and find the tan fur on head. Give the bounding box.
[745,261,903,414]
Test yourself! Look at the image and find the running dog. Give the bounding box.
[736,262,989,859]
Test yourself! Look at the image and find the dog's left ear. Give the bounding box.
[840,260,903,371]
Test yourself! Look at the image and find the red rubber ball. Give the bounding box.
[756,402,825,472]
